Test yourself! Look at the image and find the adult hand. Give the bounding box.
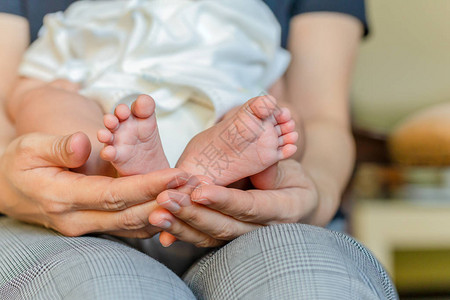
[0,132,188,238]
[149,159,320,247]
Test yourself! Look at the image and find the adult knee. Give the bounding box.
[185,224,398,300]
[0,219,194,300]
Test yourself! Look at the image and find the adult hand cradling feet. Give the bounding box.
[144,94,303,247]
[0,131,189,238]
[149,159,319,248]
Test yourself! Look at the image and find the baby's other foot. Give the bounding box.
[98,94,169,176]
[176,95,298,186]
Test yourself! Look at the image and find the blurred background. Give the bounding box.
[347,0,450,299]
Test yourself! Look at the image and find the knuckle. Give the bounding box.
[211,223,236,240]
[59,228,82,237]
[14,136,37,158]
[101,189,127,210]
[132,231,154,239]
[280,196,306,224]
[119,209,147,230]
[41,199,69,215]
[135,176,158,201]
[279,214,299,224]
[51,136,69,163]
[245,203,259,219]
[182,210,202,225]
[53,221,84,237]
[237,194,259,220]
[194,237,217,248]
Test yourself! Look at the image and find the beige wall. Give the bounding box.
[351,0,450,133]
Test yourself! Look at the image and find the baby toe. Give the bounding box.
[278,144,298,160]
[100,145,117,162]
[274,107,292,124]
[132,94,156,119]
[114,104,132,122]
[277,120,296,136]
[97,129,114,144]
[247,95,277,119]
[278,131,299,146]
[103,114,120,131]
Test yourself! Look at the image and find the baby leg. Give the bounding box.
[7,78,113,176]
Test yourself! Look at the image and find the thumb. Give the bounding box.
[250,163,279,190]
[22,132,91,169]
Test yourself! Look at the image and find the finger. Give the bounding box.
[28,167,189,212]
[154,176,212,212]
[61,168,189,211]
[252,159,311,190]
[159,232,177,247]
[190,184,304,224]
[174,175,206,194]
[54,200,162,236]
[104,224,162,239]
[249,163,278,190]
[104,223,163,239]
[155,191,260,240]
[149,208,225,248]
[14,132,91,169]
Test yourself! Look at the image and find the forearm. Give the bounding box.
[276,100,355,225]
[301,119,355,225]
[0,106,14,155]
[284,13,362,225]
[0,13,29,153]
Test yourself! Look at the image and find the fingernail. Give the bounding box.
[192,198,212,205]
[191,186,205,203]
[154,219,172,229]
[162,240,174,247]
[167,176,188,189]
[66,135,74,154]
[168,192,191,207]
[159,199,181,213]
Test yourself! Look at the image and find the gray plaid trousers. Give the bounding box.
[0,218,398,299]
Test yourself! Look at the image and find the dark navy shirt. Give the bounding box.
[1,0,368,47]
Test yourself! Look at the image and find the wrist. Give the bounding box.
[302,167,342,226]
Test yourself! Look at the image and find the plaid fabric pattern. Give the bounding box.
[0,218,194,300]
[0,218,397,299]
[185,224,398,300]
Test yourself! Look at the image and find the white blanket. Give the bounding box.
[20,0,290,166]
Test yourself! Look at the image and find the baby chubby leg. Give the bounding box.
[8,78,114,176]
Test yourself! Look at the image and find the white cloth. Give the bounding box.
[19,0,290,166]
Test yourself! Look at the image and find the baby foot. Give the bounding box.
[98,94,169,176]
[176,95,298,186]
